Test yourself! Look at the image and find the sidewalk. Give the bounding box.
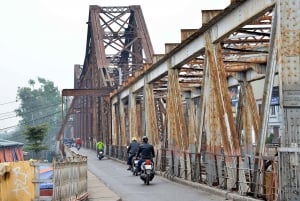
[87,171,122,201]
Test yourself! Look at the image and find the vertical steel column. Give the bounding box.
[166,60,188,151]
[119,99,126,148]
[128,89,137,139]
[252,4,278,196]
[278,0,300,200]
[205,32,248,191]
[111,103,118,146]
[145,83,159,145]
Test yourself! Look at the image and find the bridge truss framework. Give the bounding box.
[59,1,300,200]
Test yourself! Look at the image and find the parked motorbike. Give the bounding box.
[97,149,104,160]
[140,159,155,185]
[131,157,139,176]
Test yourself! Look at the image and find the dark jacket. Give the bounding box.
[127,140,140,155]
[136,142,155,159]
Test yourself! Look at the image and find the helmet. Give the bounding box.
[142,136,148,143]
[131,137,136,141]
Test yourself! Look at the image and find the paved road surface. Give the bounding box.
[77,148,228,201]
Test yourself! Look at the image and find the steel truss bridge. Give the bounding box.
[58,1,300,200]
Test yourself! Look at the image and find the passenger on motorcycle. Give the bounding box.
[136,136,155,173]
[127,137,140,170]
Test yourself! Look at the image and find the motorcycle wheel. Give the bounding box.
[146,174,150,185]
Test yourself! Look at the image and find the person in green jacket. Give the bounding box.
[96,140,105,159]
[96,141,104,151]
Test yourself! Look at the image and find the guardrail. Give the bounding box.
[53,146,88,201]
[0,147,88,201]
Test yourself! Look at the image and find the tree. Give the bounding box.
[266,133,274,144]
[15,77,62,153]
[23,124,49,158]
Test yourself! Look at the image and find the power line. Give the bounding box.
[0,82,62,107]
[16,102,61,115]
[0,114,18,121]
[0,102,61,115]
[0,111,62,131]
[0,100,18,106]
[4,119,63,141]
[0,102,61,121]
[0,110,16,116]
[0,95,61,115]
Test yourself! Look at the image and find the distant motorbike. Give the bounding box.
[97,149,104,160]
[140,159,155,185]
[76,144,81,150]
[131,157,139,176]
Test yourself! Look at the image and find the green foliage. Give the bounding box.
[266,133,274,144]
[14,77,62,152]
[23,124,49,157]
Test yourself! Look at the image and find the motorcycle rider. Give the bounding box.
[136,136,155,173]
[96,140,104,154]
[126,137,140,170]
[75,137,82,150]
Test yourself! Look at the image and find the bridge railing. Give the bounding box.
[106,145,278,200]
[52,147,88,201]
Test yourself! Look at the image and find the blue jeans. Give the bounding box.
[127,154,136,166]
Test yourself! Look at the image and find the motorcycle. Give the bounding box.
[97,149,104,160]
[131,157,139,176]
[140,159,155,185]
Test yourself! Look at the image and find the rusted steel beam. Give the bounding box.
[181,29,198,42]
[111,104,118,145]
[205,33,249,191]
[245,82,260,141]
[110,0,276,102]
[167,62,188,151]
[62,89,110,97]
[56,98,77,155]
[90,6,107,67]
[187,97,197,145]
[90,6,111,87]
[274,1,300,199]
[130,6,154,63]
[242,82,254,155]
[145,84,159,145]
[252,5,278,196]
[129,92,137,139]
[91,97,97,146]
[206,34,239,156]
[195,51,210,154]
[119,101,127,146]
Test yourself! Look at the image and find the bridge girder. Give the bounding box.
[60,0,300,200]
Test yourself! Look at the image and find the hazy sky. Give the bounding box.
[0,0,230,131]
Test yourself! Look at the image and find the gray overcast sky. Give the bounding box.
[0,0,230,130]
